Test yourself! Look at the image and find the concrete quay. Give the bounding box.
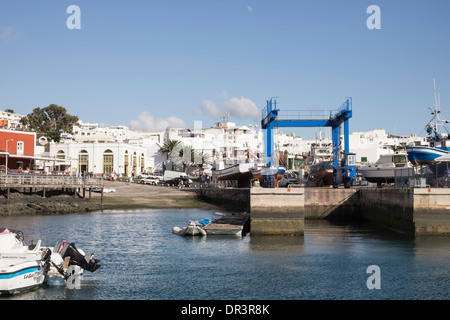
[199,186,450,236]
[360,187,450,236]
[250,187,304,236]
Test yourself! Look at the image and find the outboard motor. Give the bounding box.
[54,241,101,273]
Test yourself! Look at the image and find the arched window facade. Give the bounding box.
[56,150,65,159]
[78,150,89,174]
[103,149,114,176]
[132,152,137,176]
[124,151,129,176]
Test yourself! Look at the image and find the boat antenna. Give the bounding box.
[433,77,439,138]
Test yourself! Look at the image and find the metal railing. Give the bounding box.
[211,180,238,188]
[0,174,104,187]
[394,163,450,188]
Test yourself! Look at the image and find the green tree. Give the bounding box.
[20,104,79,142]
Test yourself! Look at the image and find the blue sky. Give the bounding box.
[1,0,450,139]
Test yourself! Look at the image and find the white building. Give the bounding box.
[49,140,148,177]
[50,122,150,176]
[0,110,26,130]
[46,117,428,176]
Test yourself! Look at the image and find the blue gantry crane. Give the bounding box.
[261,97,356,187]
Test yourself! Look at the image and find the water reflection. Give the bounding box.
[1,209,449,300]
[249,235,305,253]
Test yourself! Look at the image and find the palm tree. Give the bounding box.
[177,145,195,173]
[158,139,181,170]
[195,151,212,176]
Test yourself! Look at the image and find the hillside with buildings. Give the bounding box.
[0,109,426,177]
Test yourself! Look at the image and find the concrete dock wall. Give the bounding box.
[250,188,304,236]
[359,188,415,234]
[304,188,360,220]
[359,187,450,236]
[199,186,450,236]
[412,188,450,235]
[199,188,250,212]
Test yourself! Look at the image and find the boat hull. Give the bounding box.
[407,146,450,165]
[251,166,286,182]
[360,167,412,184]
[0,262,46,295]
[308,161,333,186]
[204,223,243,236]
[214,163,255,187]
[172,225,206,237]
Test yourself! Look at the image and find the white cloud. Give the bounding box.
[0,26,16,40]
[223,97,260,120]
[246,6,253,12]
[129,111,186,131]
[197,99,220,119]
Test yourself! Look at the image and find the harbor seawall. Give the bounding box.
[200,186,450,236]
[360,187,450,235]
[250,187,304,235]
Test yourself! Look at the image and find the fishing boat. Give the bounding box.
[250,165,286,184]
[0,228,100,295]
[212,162,255,187]
[306,139,334,186]
[360,152,412,184]
[407,78,450,165]
[406,145,449,165]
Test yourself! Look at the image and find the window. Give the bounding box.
[17,141,24,156]
[124,151,129,176]
[141,153,145,172]
[78,150,89,174]
[132,152,137,176]
[103,149,114,176]
[56,150,65,159]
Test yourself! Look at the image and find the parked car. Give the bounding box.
[138,173,160,179]
[138,177,159,185]
[164,177,193,187]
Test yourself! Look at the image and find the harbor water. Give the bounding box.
[1,208,449,300]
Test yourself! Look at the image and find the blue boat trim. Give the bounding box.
[0,267,40,280]
[406,146,450,165]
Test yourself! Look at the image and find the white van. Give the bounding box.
[163,170,188,181]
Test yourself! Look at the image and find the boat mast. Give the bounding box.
[433,78,439,139]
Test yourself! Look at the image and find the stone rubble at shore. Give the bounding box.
[0,190,102,216]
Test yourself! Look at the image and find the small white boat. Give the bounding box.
[0,229,50,295]
[172,220,207,236]
[0,228,101,295]
[360,152,412,184]
[91,186,116,193]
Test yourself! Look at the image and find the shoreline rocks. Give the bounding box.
[0,189,102,216]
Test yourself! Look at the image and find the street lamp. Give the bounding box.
[5,139,13,176]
